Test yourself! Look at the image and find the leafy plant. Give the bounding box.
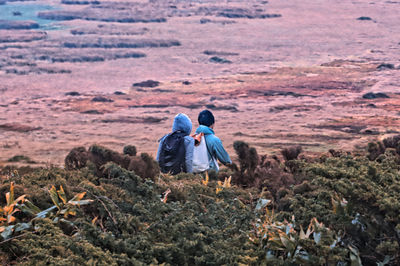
[250,202,354,265]
[40,185,93,219]
[216,176,231,194]
[0,183,93,241]
[0,182,25,226]
[0,182,40,240]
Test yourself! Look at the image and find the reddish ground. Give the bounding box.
[0,0,399,166]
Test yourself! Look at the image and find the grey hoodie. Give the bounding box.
[156,113,194,173]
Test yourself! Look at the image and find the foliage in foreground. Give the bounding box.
[0,138,400,265]
[0,147,258,265]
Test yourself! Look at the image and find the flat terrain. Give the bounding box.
[0,0,400,165]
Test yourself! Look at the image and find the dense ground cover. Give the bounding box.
[1,137,400,265]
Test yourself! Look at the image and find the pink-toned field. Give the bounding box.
[0,0,399,165]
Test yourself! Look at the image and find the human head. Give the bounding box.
[172,113,192,135]
[198,109,215,127]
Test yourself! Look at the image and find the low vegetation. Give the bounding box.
[1,136,400,265]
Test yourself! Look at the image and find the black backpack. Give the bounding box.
[159,131,186,175]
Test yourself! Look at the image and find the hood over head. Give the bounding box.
[172,113,192,135]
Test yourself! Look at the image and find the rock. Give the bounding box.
[81,110,103,114]
[91,96,114,102]
[0,20,39,30]
[200,18,211,24]
[203,50,239,56]
[205,104,238,112]
[61,0,100,5]
[182,81,191,85]
[209,56,232,64]
[114,91,126,95]
[361,128,379,135]
[13,11,22,16]
[362,92,389,99]
[217,8,281,19]
[377,63,395,70]
[65,91,81,96]
[132,80,160,88]
[263,91,309,97]
[199,18,236,25]
[357,16,372,21]
[152,88,173,93]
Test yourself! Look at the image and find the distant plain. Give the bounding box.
[0,0,399,165]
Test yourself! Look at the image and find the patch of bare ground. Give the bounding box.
[0,60,397,165]
[7,59,389,165]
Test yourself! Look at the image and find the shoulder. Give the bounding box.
[183,135,194,145]
[206,134,222,145]
[158,134,168,143]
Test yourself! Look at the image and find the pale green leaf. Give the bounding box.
[0,225,14,240]
[49,186,60,210]
[313,232,321,245]
[68,199,93,206]
[19,200,42,215]
[35,206,57,219]
[14,222,31,233]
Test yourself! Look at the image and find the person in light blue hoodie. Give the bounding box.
[195,110,231,172]
[156,113,194,174]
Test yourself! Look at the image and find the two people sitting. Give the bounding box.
[156,110,231,175]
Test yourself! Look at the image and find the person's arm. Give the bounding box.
[213,138,232,165]
[184,136,194,173]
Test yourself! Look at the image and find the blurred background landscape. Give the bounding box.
[0,0,399,165]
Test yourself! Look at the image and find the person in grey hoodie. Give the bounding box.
[156,113,194,174]
[195,110,231,172]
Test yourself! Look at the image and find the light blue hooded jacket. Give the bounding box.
[156,113,194,173]
[195,125,231,172]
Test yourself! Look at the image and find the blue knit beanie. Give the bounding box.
[198,110,215,127]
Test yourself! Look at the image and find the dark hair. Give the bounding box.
[198,110,215,127]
